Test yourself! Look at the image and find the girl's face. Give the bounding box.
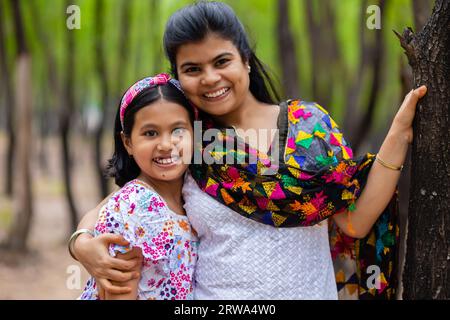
[175,32,252,118]
[122,99,193,184]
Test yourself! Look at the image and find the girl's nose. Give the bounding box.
[157,134,173,151]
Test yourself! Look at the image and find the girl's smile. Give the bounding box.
[122,99,193,185]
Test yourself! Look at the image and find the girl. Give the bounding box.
[78,74,198,300]
[71,2,426,300]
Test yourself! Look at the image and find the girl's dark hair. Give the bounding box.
[106,82,194,187]
[163,1,280,105]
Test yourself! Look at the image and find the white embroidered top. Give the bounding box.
[182,173,337,300]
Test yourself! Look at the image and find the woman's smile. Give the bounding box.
[202,87,231,101]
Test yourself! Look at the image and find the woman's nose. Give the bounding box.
[200,67,221,86]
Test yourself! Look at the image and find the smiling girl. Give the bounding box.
[78,74,198,300]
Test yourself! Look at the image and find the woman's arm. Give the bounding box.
[333,86,427,238]
[72,199,142,294]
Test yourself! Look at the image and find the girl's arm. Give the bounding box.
[104,252,141,300]
[333,86,427,238]
[72,199,142,295]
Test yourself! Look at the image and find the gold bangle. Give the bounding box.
[375,154,403,171]
[68,228,95,261]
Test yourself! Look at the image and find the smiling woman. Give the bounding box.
[71,1,426,300]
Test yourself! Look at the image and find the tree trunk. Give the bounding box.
[94,0,110,199]
[276,0,300,99]
[0,0,16,196]
[61,0,80,232]
[413,0,434,32]
[398,0,450,299]
[7,0,33,252]
[349,0,386,153]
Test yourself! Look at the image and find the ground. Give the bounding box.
[0,134,113,299]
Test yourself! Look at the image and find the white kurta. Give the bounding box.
[182,173,338,300]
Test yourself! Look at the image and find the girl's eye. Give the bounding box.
[143,130,157,137]
[172,128,186,136]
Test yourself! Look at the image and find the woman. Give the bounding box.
[70,1,426,299]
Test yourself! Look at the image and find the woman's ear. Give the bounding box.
[121,131,133,156]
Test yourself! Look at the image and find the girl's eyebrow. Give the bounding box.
[179,52,234,69]
[139,123,157,131]
[139,119,189,130]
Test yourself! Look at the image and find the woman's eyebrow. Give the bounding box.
[179,52,234,69]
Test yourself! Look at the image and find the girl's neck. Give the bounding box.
[136,174,184,213]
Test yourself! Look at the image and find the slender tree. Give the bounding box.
[61,0,80,232]
[396,0,450,299]
[93,0,110,199]
[276,0,300,98]
[7,0,33,251]
[0,0,16,196]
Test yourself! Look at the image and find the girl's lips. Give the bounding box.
[153,155,182,168]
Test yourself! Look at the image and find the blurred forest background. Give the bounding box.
[0,0,434,299]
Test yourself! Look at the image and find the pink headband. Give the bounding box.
[119,73,171,129]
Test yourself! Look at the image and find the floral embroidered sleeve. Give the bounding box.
[94,181,171,261]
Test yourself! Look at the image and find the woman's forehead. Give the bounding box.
[175,33,239,64]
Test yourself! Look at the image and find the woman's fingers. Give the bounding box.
[407,85,427,105]
[107,255,140,271]
[97,277,132,295]
[98,233,130,247]
[103,267,139,283]
[117,246,143,261]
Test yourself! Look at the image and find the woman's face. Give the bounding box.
[175,33,251,118]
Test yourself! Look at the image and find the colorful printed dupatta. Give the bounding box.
[189,99,399,299]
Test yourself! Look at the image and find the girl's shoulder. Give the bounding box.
[106,179,169,217]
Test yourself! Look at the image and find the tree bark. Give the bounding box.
[397,0,450,299]
[277,0,300,99]
[0,0,16,196]
[7,0,33,252]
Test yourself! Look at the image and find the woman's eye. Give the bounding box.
[143,130,157,137]
[215,59,229,67]
[184,66,200,73]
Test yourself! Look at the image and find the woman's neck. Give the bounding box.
[213,94,274,131]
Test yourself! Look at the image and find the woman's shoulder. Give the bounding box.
[284,99,338,128]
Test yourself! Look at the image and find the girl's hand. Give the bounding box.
[75,233,142,294]
[390,85,427,144]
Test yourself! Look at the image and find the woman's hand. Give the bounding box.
[389,85,427,144]
[75,233,142,294]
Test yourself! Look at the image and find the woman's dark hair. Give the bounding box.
[163,1,280,105]
[106,82,194,187]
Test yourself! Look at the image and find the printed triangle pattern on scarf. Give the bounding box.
[190,100,398,299]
